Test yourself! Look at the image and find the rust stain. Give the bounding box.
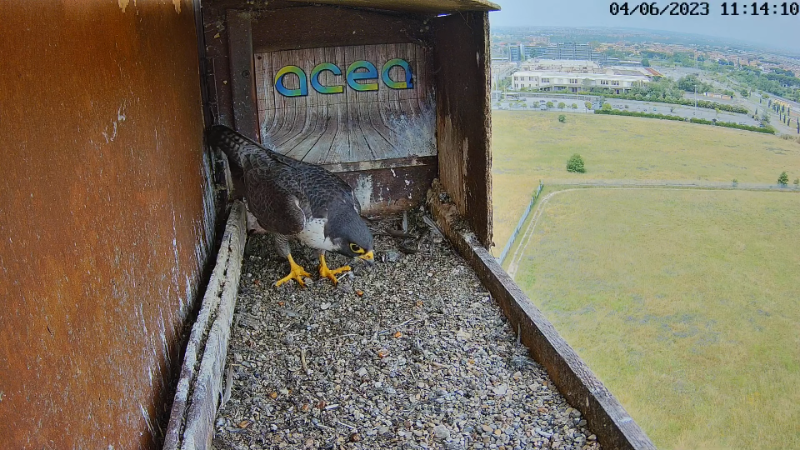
[0,1,212,449]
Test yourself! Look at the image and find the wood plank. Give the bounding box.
[432,11,492,247]
[321,154,436,173]
[227,11,259,140]
[251,6,432,53]
[284,0,500,13]
[428,188,657,450]
[163,201,247,450]
[335,163,438,215]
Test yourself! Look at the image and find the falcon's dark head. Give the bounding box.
[326,208,374,265]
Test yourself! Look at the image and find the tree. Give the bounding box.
[641,58,650,67]
[601,102,613,111]
[558,102,566,109]
[571,103,578,109]
[778,171,789,186]
[567,154,585,173]
[558,114,566,123]
[546,101,554,109]
[585,101,592,110]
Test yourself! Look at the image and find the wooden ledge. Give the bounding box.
[427,181,656,450]
[164,201,247,450]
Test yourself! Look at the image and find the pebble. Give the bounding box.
[212,214,601,450]
[434,424,451,440]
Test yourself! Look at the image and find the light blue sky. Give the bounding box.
[489,0,799,53]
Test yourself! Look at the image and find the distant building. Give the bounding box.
[510,45,520,62]
[539,43,606,64]
[511,67,651,94]
[520,59,600,73]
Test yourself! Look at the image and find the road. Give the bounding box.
[493,96,758,125]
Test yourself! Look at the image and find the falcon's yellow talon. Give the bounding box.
[319,254,351,285]
[275,254,310,288]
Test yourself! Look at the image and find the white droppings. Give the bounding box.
[353,175,373,210]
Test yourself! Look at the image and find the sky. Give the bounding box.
[489,0,800,53]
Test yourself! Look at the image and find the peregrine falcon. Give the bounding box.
[208,125,374,287]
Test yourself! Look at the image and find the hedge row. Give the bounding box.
[577,91,750,114]
[593,109,685,121]
[594,109,776,134]
[688,117,775,134]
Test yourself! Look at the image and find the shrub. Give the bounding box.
[567,154,585,173]
[558,115,566,123]
[601,102,612,111]
[732,178,738,186]
[794,178,800,186]
[778,171,789,186]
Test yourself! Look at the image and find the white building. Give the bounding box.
[519,59,600,73]
[511,67,651,94]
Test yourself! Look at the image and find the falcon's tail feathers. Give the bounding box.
[206,125,272,170]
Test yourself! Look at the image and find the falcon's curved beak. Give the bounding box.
[358,250,375,265]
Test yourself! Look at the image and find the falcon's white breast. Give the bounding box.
[295,217,335,251]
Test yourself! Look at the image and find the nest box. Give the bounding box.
[204,0,500,248]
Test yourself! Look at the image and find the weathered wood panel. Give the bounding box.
[227,10,260,140]
[0,1,213,448]
[432,11,493,248]
[337,163,438,215]
[254,43,435,165]
[428,184,657,450]
[250,6,432,53]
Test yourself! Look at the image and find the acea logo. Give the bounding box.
[274,59,413,97]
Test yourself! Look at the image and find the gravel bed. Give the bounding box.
[212,211,600,450]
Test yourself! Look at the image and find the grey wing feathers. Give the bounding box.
[245,168,307,235]
[207,125,362,225]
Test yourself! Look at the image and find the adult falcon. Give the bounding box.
[207,125,374,287]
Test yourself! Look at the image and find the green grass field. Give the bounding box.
[513,188,800,450]
[492,111,800,250]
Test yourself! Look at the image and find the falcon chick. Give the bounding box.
[208,125,374,287]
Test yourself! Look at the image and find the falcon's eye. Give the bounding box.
[349,243,365,254]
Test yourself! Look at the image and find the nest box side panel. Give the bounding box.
[433,11,493,248]
[0,2,212,449]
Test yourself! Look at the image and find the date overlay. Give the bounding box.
[610,2,800,16]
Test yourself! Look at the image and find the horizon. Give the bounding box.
[488,0,800,55]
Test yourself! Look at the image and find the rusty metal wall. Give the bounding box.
[0,1,214,448]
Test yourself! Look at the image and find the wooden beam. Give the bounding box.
[251,6,431,53]
[227,10,260,140]
[428,182,657,450]
[285,0,500,13]
[432,11,492,248]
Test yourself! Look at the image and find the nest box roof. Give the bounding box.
[286,0,500,14]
